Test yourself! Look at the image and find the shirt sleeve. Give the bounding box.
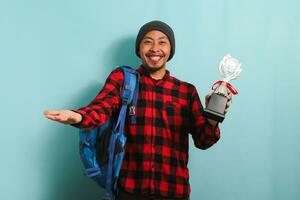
[189,85,220,150]
[71,68,124,130]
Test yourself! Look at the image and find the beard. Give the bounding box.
[142,64,165,73]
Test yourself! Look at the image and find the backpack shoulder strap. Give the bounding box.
[114,66,139,132]
[118,66,139,105]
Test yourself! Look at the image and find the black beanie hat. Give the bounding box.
[135,20,175,61]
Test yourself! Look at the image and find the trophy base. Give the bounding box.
[203,93,227,122]
[203,108,225,122]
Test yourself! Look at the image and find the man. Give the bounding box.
[44,21,232,200]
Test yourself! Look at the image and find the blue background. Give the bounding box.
[0,0,299,199]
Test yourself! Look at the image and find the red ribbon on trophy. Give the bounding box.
[212,80,238,95]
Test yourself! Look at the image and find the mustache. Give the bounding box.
[145,52,164,57]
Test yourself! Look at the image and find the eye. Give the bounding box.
[159,41,167,45]
[143,40,152,44]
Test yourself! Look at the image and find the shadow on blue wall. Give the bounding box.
[42,36,140,200]
[106,36,141,70]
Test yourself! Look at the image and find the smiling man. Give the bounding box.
[136,22,174,80]
[44,21,231,200]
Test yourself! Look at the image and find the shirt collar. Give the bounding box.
[137,65,170,81]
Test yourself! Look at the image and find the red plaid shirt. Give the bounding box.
[74,66,220,198]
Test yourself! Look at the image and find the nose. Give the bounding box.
[150,41,160,52]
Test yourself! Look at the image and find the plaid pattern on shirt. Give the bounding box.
[73,66,220,198]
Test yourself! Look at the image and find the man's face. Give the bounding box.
[139,30,171,72]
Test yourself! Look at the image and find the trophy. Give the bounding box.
[203,54,242,122]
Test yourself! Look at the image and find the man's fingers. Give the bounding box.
[45,114,68,123]
[224,108,228,114]
[45,114,58,121]
[226,92,232,106]
[226,100,232,108]
[44,110,60,116]
[206,93,212,100]
[205,93,212,107]
[226,92,232,100]
[44,110,64,121]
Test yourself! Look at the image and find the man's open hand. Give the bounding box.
[43,110,82,125]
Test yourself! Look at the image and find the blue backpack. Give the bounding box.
[79,66,139,200]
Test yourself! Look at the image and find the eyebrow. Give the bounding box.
[143,36,168,40]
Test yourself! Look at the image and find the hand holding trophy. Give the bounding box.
[203,54,242,122]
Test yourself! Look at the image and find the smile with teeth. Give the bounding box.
[147,55,163,62]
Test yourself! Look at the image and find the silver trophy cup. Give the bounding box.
[203,54,242,122]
